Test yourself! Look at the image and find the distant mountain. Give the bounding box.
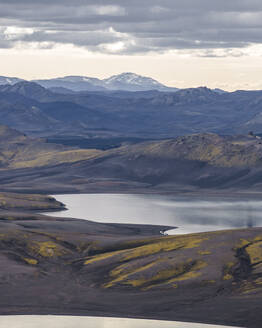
[0,81,53,101]
[0,82,112,135]
[212,88,228,94]
[0,76,25,85]
[33,76,107,92]
[48,87,77,95]
[0,74,225,93]
[102,72,178,92]
[33,73,179,92]
[2,80,262,139]
[0,84,59,134]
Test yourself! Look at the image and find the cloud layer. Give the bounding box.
[1,0,262,55]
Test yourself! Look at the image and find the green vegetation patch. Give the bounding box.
[223,262,236,281]
[104,259,207,290]
[246,241,262,265]
[23,258,38,265]
[84,234,208,266]
[198,250,211,255]
[28,241,70,258]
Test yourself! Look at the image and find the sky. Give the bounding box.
[0,0,262,91]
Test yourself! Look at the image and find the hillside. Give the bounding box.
[63,133,262,191]
[1,126,262,192]
[0,201,262,327]
[0,125,102,169]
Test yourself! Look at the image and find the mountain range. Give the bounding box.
[0,72,229,93]
[0,73,179,92]
[0,80,261,138]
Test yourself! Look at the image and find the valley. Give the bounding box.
[2,0,262,326]
[1,76,262,327]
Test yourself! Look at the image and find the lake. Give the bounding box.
[47,193,262,234]
[42,193,250,327]
[0,316,241,328]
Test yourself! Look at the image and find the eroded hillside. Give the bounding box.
[0,201,262,327]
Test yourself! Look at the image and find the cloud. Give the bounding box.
[0,1,262,55]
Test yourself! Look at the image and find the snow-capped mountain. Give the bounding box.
[0,74,228,94]
[0,76,25,85]
[33,73,178,92]
[102,73,178,92]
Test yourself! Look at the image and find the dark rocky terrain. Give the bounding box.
[1,125,262,326]
[0,192,262,327]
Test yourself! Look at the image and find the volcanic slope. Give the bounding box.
[2,126,262,192]
[0,198,262,328]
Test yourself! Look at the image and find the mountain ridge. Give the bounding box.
[0,73,248,94]
[33,72,179,92]
[0,80,261,139]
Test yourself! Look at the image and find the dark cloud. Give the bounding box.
[0,0,262,55]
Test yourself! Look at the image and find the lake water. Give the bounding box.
[0,316,241,328]
[42,194,249,327]
[47,193,262,234]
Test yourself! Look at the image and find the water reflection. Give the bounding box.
[0,316,241,328]
[47,194,262,234]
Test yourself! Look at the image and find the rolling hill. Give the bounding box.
[1,125,262,193]
[0,125,102,170]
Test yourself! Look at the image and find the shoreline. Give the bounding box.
[0,315,241,328]
[0,191,262,327]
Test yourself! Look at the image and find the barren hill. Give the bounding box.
[1,126,262,192]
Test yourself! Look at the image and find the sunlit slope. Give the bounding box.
[2,213,262,296]
[81,229,262,293]
[115,133,262,168]
[0,125,102,169]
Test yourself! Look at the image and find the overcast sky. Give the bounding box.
[0,0,262,90]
